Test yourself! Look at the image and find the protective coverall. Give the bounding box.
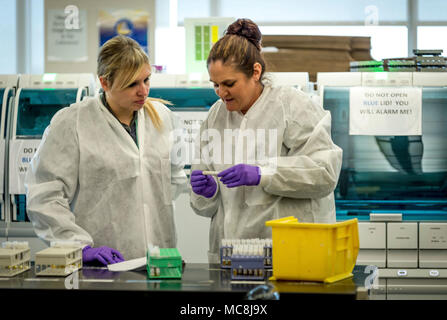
[25,96,187,260]
[190,85,343,263]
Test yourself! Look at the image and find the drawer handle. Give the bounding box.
[397,270,407,277]
[429,270,440,277]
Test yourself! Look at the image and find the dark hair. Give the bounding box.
[207,18,266,82]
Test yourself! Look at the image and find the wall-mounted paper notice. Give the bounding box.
[349,87,422,136]
[47,9,88,62]
[175,111,208,166]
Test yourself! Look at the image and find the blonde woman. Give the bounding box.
[25,36,187,265]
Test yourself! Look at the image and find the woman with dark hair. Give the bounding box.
[190,19,343,263]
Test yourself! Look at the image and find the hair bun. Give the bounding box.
[226,18,262,51]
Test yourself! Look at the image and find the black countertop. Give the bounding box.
[0,263,374,317]
[0,263,368,300]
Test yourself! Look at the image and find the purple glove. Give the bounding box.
[191,170,217,198]
[82,246,125,265]
[218,164,261,188]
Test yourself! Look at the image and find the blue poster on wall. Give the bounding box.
[98,9,149,53]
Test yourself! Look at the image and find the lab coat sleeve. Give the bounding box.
[24,108,93,247]
[169,111,188,200]
[189,117,221,218]
[259,91,343,199]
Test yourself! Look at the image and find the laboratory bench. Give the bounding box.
[0,263,369,303]
[4,263,445,317]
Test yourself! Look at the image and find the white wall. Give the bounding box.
[174,192,210,263]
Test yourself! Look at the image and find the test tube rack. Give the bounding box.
[220,239,273,270]
[231,244,266,280]
[35,242,82,277]
[0,241,31,277]
[147,247,182,279]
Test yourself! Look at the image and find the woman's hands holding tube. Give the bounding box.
[218,164,261,188]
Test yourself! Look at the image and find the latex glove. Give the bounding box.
[82,246,125,265]
[218,164,261,188]
[190,170,217,198]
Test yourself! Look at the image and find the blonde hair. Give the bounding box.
[97,35,169,130]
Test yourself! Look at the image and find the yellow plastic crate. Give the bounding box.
[265,216,359,284]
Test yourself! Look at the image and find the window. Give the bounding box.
[417,27,447,55]
[418,0,447,21]
[0,0,16,73]
[155,27,186,73]
[218,0,407,23]
[178,0,211,24]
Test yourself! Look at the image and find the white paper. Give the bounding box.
[175,111,209,165]
[9,139,42,195]
[349,87,422,136]
[47,9,88,62]
[107,257,146,272]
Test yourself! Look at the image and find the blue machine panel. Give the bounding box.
[323,87,447,221]
[149,87,218,111]
[13,88,87,221]
[16,88,86,137]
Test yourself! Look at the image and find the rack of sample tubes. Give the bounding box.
[146,245,182,279]
[0,241,30,277]
[220,239,273,280]
[35,241,82,277]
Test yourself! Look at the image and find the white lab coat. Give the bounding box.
[190,85,343,263]
[25,96,187,260]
